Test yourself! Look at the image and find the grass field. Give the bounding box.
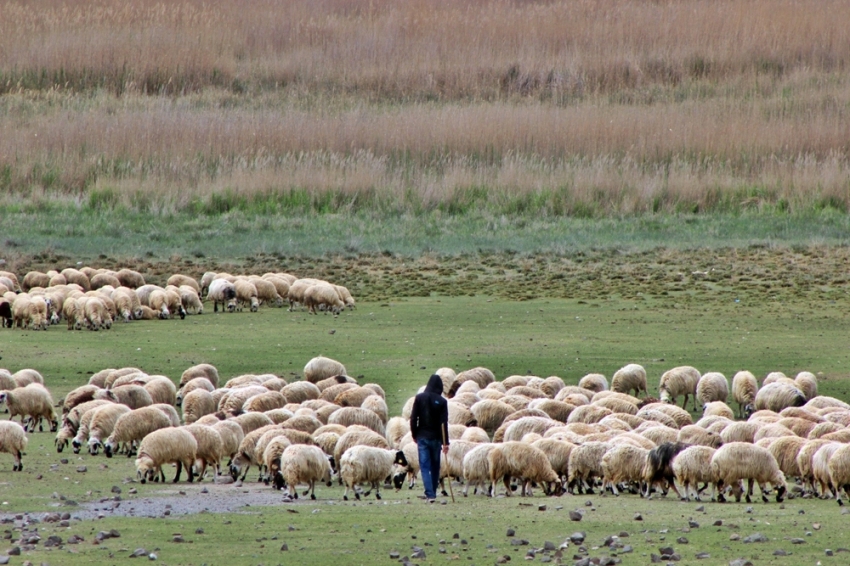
[2,296,850,564]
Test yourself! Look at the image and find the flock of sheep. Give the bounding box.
[2,358,850,506]
[0,267,355,330]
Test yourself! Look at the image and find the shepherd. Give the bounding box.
[409,373,450,503]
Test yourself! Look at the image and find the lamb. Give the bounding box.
[601,444,649,496]
[135,427,197,484]
[103,406,174,458]
[207,279,238,313]
[658,366,701,410]
[711,442,787,503]
[273,444,333,499]
[578,373,608,393]
[83,403,132,455]
[731,370,759,418]
[611,364,648,397]
[488,441,561,497]
[340,445,408,500]
[672,445,718,501]
[0,386,58,432]
[303,356,347,384]
[0,421,27,471]
[754,382,807,412]
[233,279,260,312]
[179,364,220,391]
[696,372,729,405]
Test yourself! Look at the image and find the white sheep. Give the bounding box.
[696,372,729,406]
[303,283,344,315]
[340,445,408,500]
[274,444,333,499]
[702,401,735,420]
[103,406,174,458]
[658,366,700,410]
[794,372,818,400]
[0,386,57,432]
[488,441,561,497]
[567,441,610,495]
[207,279,238,313]
[233,279,260,312]
[611,364,648,397]
[0,421,28,471]
[303,356,347,384]
[731,370,759,419]
[179,364,220,391]
[184,424,225,480]
[601,444,649,496]
[754,382,807,412]
[711,442,787,503]
[672,445,718,501]
[578,373,608,393]
[83,403,131,455]
[135,427,197,484]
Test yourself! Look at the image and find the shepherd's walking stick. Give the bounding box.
[442,427,455,503]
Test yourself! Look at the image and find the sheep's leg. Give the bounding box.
[681,395,689,410]
[744,478,754,503]
[13,451,22,472]
[375,481,382,500]
[680,480,690,501]
[239,465,250,482]
[502,474,512,497]
[173,460,183,483]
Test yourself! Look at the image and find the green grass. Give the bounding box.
[2,292,850,564]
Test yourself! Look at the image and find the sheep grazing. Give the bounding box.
[826,444,850,505]
[461,443,498,496]
[207,279,238,313]
[567,441,610,495]
[0,421,28,471]
[0,386,58,432]
[179,363,220,391]
[274,444,333,500]
[578,373,608,393]
[658,366,700,410]
[702,401,735,420]
[711,442,787,503]
[135,427,197,484]
[303,283,344,315]
[611,364,648,397]
[754,382,807,413]
[696,372,728,405]
[233,279,260,312]
[249,277,284,308]
[103,406,174,458]
[303,356,347,384]
[601,444,649,496]
[672,446,718,502]
[340,445,408,501]
[184,424,225,481]
[731,370,758,419]
[114,268,145,289]
[488,441,561,497]
[83,403,132,455]
[794,372,818,400]
[61,384,117,416]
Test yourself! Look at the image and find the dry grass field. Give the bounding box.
[0,0,849,216]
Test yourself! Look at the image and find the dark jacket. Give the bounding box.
[410,374,449,444]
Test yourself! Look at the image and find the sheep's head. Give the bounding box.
[0,392,7,405]
[136,458,155,484]
[272,470,285,491]
[659,388,672,404]
[226,299,237,313]
[250,298,259,312]
[743,403,755,419]
[71,438,83,454]
[392,470,406,490]
[54,436,68,453]
[394,450,409,468]
[133,307,144,320]
[103,441,115,458]
[88,438,102,456]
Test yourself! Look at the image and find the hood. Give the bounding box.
[425,374,444,395]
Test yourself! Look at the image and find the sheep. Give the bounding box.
[470,399,517,433]
[806,396,850,411]
[167,274,200,292]
[610,364,648,397]
[591,396,637,416]
[179,364,220,391]
[58,268,90,290]
[765,435,807,481]
[794,372,818,401]
[246,277,283,307]
[453,367,496,391]
[0,421,28,471]
[755,382,807,412]
[177,285,203,315]
[12,295,48,330]
[328,407,385,436]
[273,444,333,499]
[211,419,244,468]
[601,444,649,496]
[332,428,389,478]
[303,356,347,384]
[731,370,759,419]
[263,435,294,484]
[22,271,51,292]
[55,399,113,452]
[677,425,723,448]
[658,366,701,410]
[696,372,728,405]
[643,442,690,499]
[578,373,608,393]
[112,287,141,322]
[61,384,117,415]
[333,284,356,310]
[702,401,735,420]
[229,424,281,482]
[567,441,610,495]
[720,421,759,444]
[502,416,558,442]
[207,279,238,313]
[778,417,816,438]
[231,412,275,436]
[386,416,411,449]
[340,445,408,501]
[361,395,389,425]
[143,376,177,406]
[111,384,154,410]
[302,283,343,315]
[0,386,57,432]
[711,442,787,503]
[243,391,287,414]
[135,427,197,484]
[263,276,291,305]
[672,446,718,501]
[82,403,132,455]
[0,299,11,328]
[639,402,692,428]
[280,414,323,435]
[528,399,575,423]
[460,443,498,496]
[488,441,561,497]
[334,386,377,408]
[103,406,174,458]
[183,424,224,480]
[114,268,145,289]
[90,272,121,290]
[231,279,260,312]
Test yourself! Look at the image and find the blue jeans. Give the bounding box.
[417,438,442,499]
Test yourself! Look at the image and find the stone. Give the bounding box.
[676,537,688,544]
[727,558,753,566]
[621,545,633,554]
[506,529,516,537]
[658,546,675,556]
[634,513,643,521]
[773,549,789,556]
[826,550,834,556]
[172,535,185,543]
[67,535,83,544]
[111,486,121,494]
[569,511,583,522]
[713,520,723,527]
[570,533,586,544]
[76,466,87,473]
[411,549,426,559]
[790,538,806,544]
[389,552,400,559]
[695,552,710,559]
[694,505,705,512]
[543,541,556,551]
[729,534,740,541]
[43,535,62,547]
[688,521,699,528]
[538,505,547,511]
[742,533,767,543]
[148,554,157,561]
[0,557,8,565]
[131,548,148,557]
[280,543,288,551]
